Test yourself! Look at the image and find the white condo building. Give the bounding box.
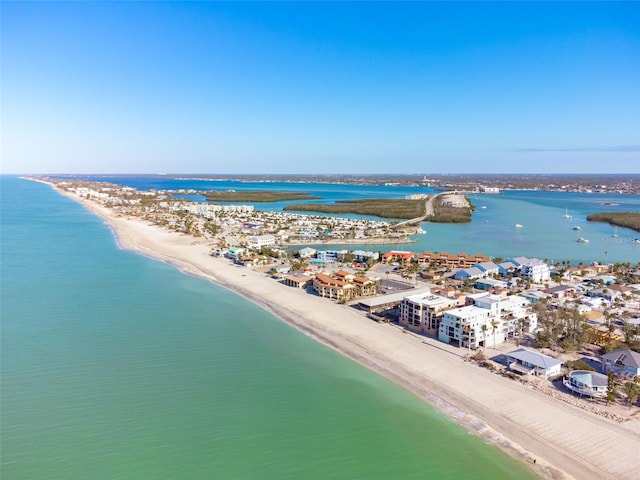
[438,294,537,349]
[520,259,551,283]
[248,234,276,249]
[400,292,460,335]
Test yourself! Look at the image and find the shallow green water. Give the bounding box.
[1,176,538,479]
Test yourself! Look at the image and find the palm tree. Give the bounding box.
[491,319,499,349]
[481,324,488,352]
[623,377,640,408]
[606,373,619,405]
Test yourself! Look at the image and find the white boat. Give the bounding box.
[576,237,589,243]
[612,227,619,238]
[572,225,581,231]
[416,228,427,234]
[633,238,640,244]
[563,208,572,219]
[515,224,524,228]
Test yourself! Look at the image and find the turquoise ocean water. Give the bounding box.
[1,176,539,479]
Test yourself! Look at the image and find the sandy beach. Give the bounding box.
[47,181,640,480]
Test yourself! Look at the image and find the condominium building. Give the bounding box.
[247,234,276,249]
[417,251,490,269]
[438,294,537,349]
[400,292,459,335]
[312,272,378,302]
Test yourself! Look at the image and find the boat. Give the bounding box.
[416,228,427,234]
[633,238,640,244]
[515,224,524,228]
[572,226,581,231]
[576,237,589,243]
[563,208,572,219]
[612,227,619,238]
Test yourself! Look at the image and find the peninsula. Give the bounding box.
[32,177,640,480]
[587,212,640,233]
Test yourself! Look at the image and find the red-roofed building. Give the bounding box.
[312,272,379,301]
[381,251,415,266]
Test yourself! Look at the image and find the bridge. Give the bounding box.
[391,192,445,229]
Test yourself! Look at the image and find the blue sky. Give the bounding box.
[2,1,639,174]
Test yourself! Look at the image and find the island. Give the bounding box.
[587,212,640,232]
[284,193,474,224]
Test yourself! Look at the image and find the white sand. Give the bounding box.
[48,182,640,480]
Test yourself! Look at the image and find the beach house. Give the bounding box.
[505,348,562,379]
[563,370,608,398]
[601,349,640,378]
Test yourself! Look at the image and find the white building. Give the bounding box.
[520,259,551,283]
[505,257,550,283]
[438,294,537,349]
[248,234,276,249]
[400,292,459,335]
[298,247,317,258]
[506,348,562,379]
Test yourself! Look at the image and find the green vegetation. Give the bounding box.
[586,212,640,232]
[204,190,321,202]
[564,360,595,372]
[283,198,426,219]
[606,373,619,405]
[623,377,640,408]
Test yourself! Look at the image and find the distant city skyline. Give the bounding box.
[2,1,639,174]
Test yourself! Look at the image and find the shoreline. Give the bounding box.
[38,178,640,480]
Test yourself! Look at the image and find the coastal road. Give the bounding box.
[392,192,442,229]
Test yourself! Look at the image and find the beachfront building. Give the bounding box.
[312,272,379,302]
[563,370,608,397]
[312,273,356,301]
[438,305,493,349]
[438,294,537,349]
[505,348,562,379]
[283,274,314,289]
[400,292,460,335]
[357,287,431,315]
[225,247,246,262]
[601,349,640,379]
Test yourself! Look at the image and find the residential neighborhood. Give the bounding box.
[56,178,640,409]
